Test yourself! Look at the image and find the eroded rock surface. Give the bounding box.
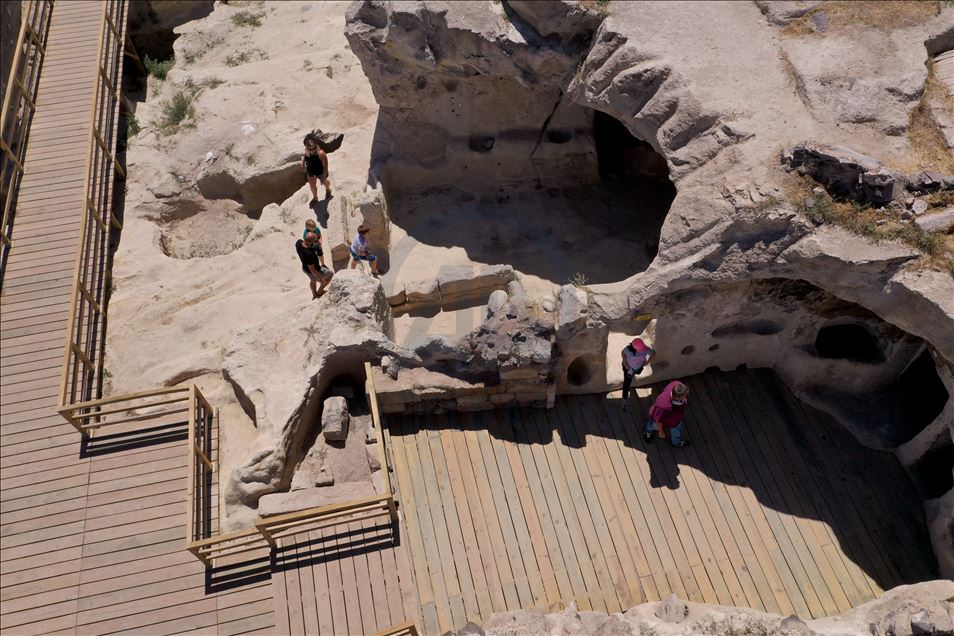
[482,581,954,636]
[108,0,954,592]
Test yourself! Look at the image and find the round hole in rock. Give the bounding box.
[546,129,573,144]
[468,134,495,153]
[711,320,783,338]
[814,323,885,363]
[681,345,695,355]
[708,344,719,352]
[566,356,594,386]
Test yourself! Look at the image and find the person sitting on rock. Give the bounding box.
[644,381,691,447]
[302,219,326,266]
[301,132,332,202]
[349,224,380,276]
[621,337,654,410]
[296,231,332,299]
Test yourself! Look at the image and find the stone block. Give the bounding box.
[499,364,542,381]
[654,594,688,624]
[367,443,381,471]
[456,395,492,411]
[487,289,509,317]
[405,277,441,305]
[438,264,514,301]
[386,286,407,307]
[556,284,588,339]
[322,396,349,441]
[914,208,954,233]
[490,393,516,404]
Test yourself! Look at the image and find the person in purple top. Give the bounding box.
[620,337,654,411]
[644,380,690,447]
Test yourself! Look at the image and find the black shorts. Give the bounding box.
[306,168,327,179]
[303,264,332,280]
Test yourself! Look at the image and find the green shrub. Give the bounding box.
[144,55,174,80]
[225,52,251,67]
[126,113,140,137]
[160,91,194,131]
[231,11,263,27]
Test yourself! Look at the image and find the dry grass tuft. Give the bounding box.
[900,62,954,174]
[782,1,940,36]
[782,174,954,277]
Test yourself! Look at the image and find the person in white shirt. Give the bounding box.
[349,224,380,276]
[621,337,655,410]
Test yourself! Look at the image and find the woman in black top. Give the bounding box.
[301,132,332,202]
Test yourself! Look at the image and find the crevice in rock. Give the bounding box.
[529,91,564,160]
[911,431,954,499]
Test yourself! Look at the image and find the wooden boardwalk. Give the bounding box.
[388,369,936,635]
[1,2,267,634]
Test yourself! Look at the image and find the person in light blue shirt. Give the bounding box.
[349,224,380,276]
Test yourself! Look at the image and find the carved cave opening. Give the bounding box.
[896,349,950,441]
[911,432,954,499]
[814,323,885,363]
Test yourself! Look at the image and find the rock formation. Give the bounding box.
[344,0,954,579]
[480,580,954,636]
[106,0,954,606]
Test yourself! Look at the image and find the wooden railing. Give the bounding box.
[365,361,394,498]
[372,621,420,636]
[58,0,128,412]
[57,385,191,436]
[0,0,53,254]
[186,364,399,567]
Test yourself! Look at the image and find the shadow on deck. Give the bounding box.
[387,368,936,634]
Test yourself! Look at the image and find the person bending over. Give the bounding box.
[644,380,691,447]
[301,132,332,202]
[295,231,332,299]
[349,224,380,276]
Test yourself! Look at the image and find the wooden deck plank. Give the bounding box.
[552,399,634,611]
[437,424,497,618]
[480,410,551,609]
[528,407,609,612]
[425,426,485,623]
[460,413,522,611]
[518,407,594,608]
[494,407,572,610]
[445,418,510,615]
[693,373,801,615]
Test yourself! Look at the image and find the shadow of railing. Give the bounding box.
[80,419,188,457]
[0,0,53,279]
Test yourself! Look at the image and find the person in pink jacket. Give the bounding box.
[644,380,690,447]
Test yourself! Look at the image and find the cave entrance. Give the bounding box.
[911,432,954,499]
[814,323,885,363]
[382,108,677,292]
[897,349,949,440]
[594,111,671,182]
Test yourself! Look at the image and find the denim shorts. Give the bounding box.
[350,249,377,262]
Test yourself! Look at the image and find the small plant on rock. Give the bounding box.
[231,11,264,27]
[224,49,268,68]
[144,55,174,80]
[570,272,589,289]
[225,52,250,67]
[126,114,140,137]
[160,91,195,132]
